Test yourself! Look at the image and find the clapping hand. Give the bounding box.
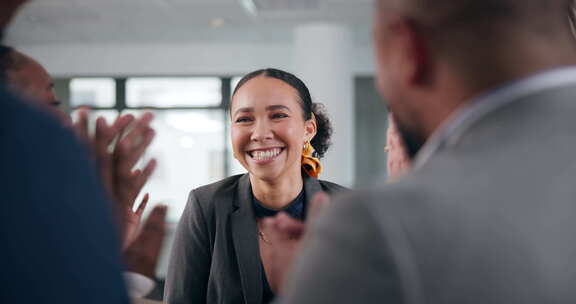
[124,204,168,278]
[261,192,331,293]
[385,114,411,182]
[73,109,157,246]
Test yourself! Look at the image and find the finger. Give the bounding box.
[110,114,135,150]
[93,117,116,191]
[113,114,135,133]
[262,215,304,243]
[275,213,306,238]
[121,112,154,145]
[95,117,116,152]
[106,114,134,146]
[131,159,157,194]
[115,114,155,172]
[125,204,168,276]
[73,107,90,141]
[125,128,156,170]
[135,193,150,216]
[140,204,168,235]
[308,191,330,220]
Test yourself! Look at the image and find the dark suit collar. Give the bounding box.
[232,174,262,304]
[233,173,252,209]
[234,173,322,208]
[303,173,322,205]
[231,173,323,304]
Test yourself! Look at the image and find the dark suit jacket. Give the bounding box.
[165,173,346,304]
[0,89,129,303]
[276,84,576,304]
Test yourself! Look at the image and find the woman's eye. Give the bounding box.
[235,117,252,123]
[271,113,289,119]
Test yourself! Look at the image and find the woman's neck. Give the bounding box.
[250,171,304,210]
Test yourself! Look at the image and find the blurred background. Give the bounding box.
[5,0,390,281]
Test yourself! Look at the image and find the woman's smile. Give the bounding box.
[247,147,285,164]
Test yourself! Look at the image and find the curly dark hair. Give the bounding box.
[232,68,333,158]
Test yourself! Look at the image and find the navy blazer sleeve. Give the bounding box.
[0,93,129,304]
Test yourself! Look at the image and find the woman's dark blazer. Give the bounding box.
[164,173,346,304]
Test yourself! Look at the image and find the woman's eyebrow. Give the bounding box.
[266,105,291,112]
[233,107,253,116]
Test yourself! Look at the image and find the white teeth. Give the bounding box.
[251,148,281,161]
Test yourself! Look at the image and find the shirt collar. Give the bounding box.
[413,66,576,169]
[252,188,307,220]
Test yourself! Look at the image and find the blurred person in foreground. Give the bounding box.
[0,45,168,299]
[0,1,129,303]
[271,0,576,303]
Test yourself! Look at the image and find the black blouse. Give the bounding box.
[252,188,306,303]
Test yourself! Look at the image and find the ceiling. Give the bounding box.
[6,0,374,46]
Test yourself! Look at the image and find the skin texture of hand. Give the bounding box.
[73,109,157,245]
[385,114,412,182]
[261,192,330,294]
[123,193,149,249]
[124,204,168,279]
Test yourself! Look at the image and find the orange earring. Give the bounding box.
[301,141,322,178]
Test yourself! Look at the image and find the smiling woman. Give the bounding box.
[165,68,347,304]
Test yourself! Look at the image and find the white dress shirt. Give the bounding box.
[124,271,156,298]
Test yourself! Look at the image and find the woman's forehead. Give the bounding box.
[231,76,301,110]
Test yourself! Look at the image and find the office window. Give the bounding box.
[70,78,116,108]
[125,109,226,218]
[64,76,234,222]
[127,78,222,107]
[231,76,242,95]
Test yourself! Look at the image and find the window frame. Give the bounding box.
[63,76,235,176]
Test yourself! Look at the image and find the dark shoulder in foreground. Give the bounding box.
[1,90,62,134]
[0,89,129,304]
[317,179,349,194]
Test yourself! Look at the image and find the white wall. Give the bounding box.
[17,42,375,77]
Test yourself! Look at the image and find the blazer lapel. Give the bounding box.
[231,174,263,304]
[303,174,323,217]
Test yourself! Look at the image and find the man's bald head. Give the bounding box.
[0,46,60,108]
[377,0,575,63]
[0,47,58,106]
[373,0,576,158]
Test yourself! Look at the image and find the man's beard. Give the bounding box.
[393,117,427,160]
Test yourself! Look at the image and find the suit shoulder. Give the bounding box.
[1,93,69,140]
[192,174,244,198]
[188,174,245,211]
[332,177,435,216]
[318,179,349,194]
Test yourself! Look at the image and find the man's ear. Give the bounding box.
[389,18,431,86]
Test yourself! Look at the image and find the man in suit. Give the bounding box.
[0,1,130,303]
[0,44,168,299]
[275,0,576,303]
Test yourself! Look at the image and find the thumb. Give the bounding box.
[308,191,330,221]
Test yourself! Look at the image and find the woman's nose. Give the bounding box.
[250,120,273,142]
